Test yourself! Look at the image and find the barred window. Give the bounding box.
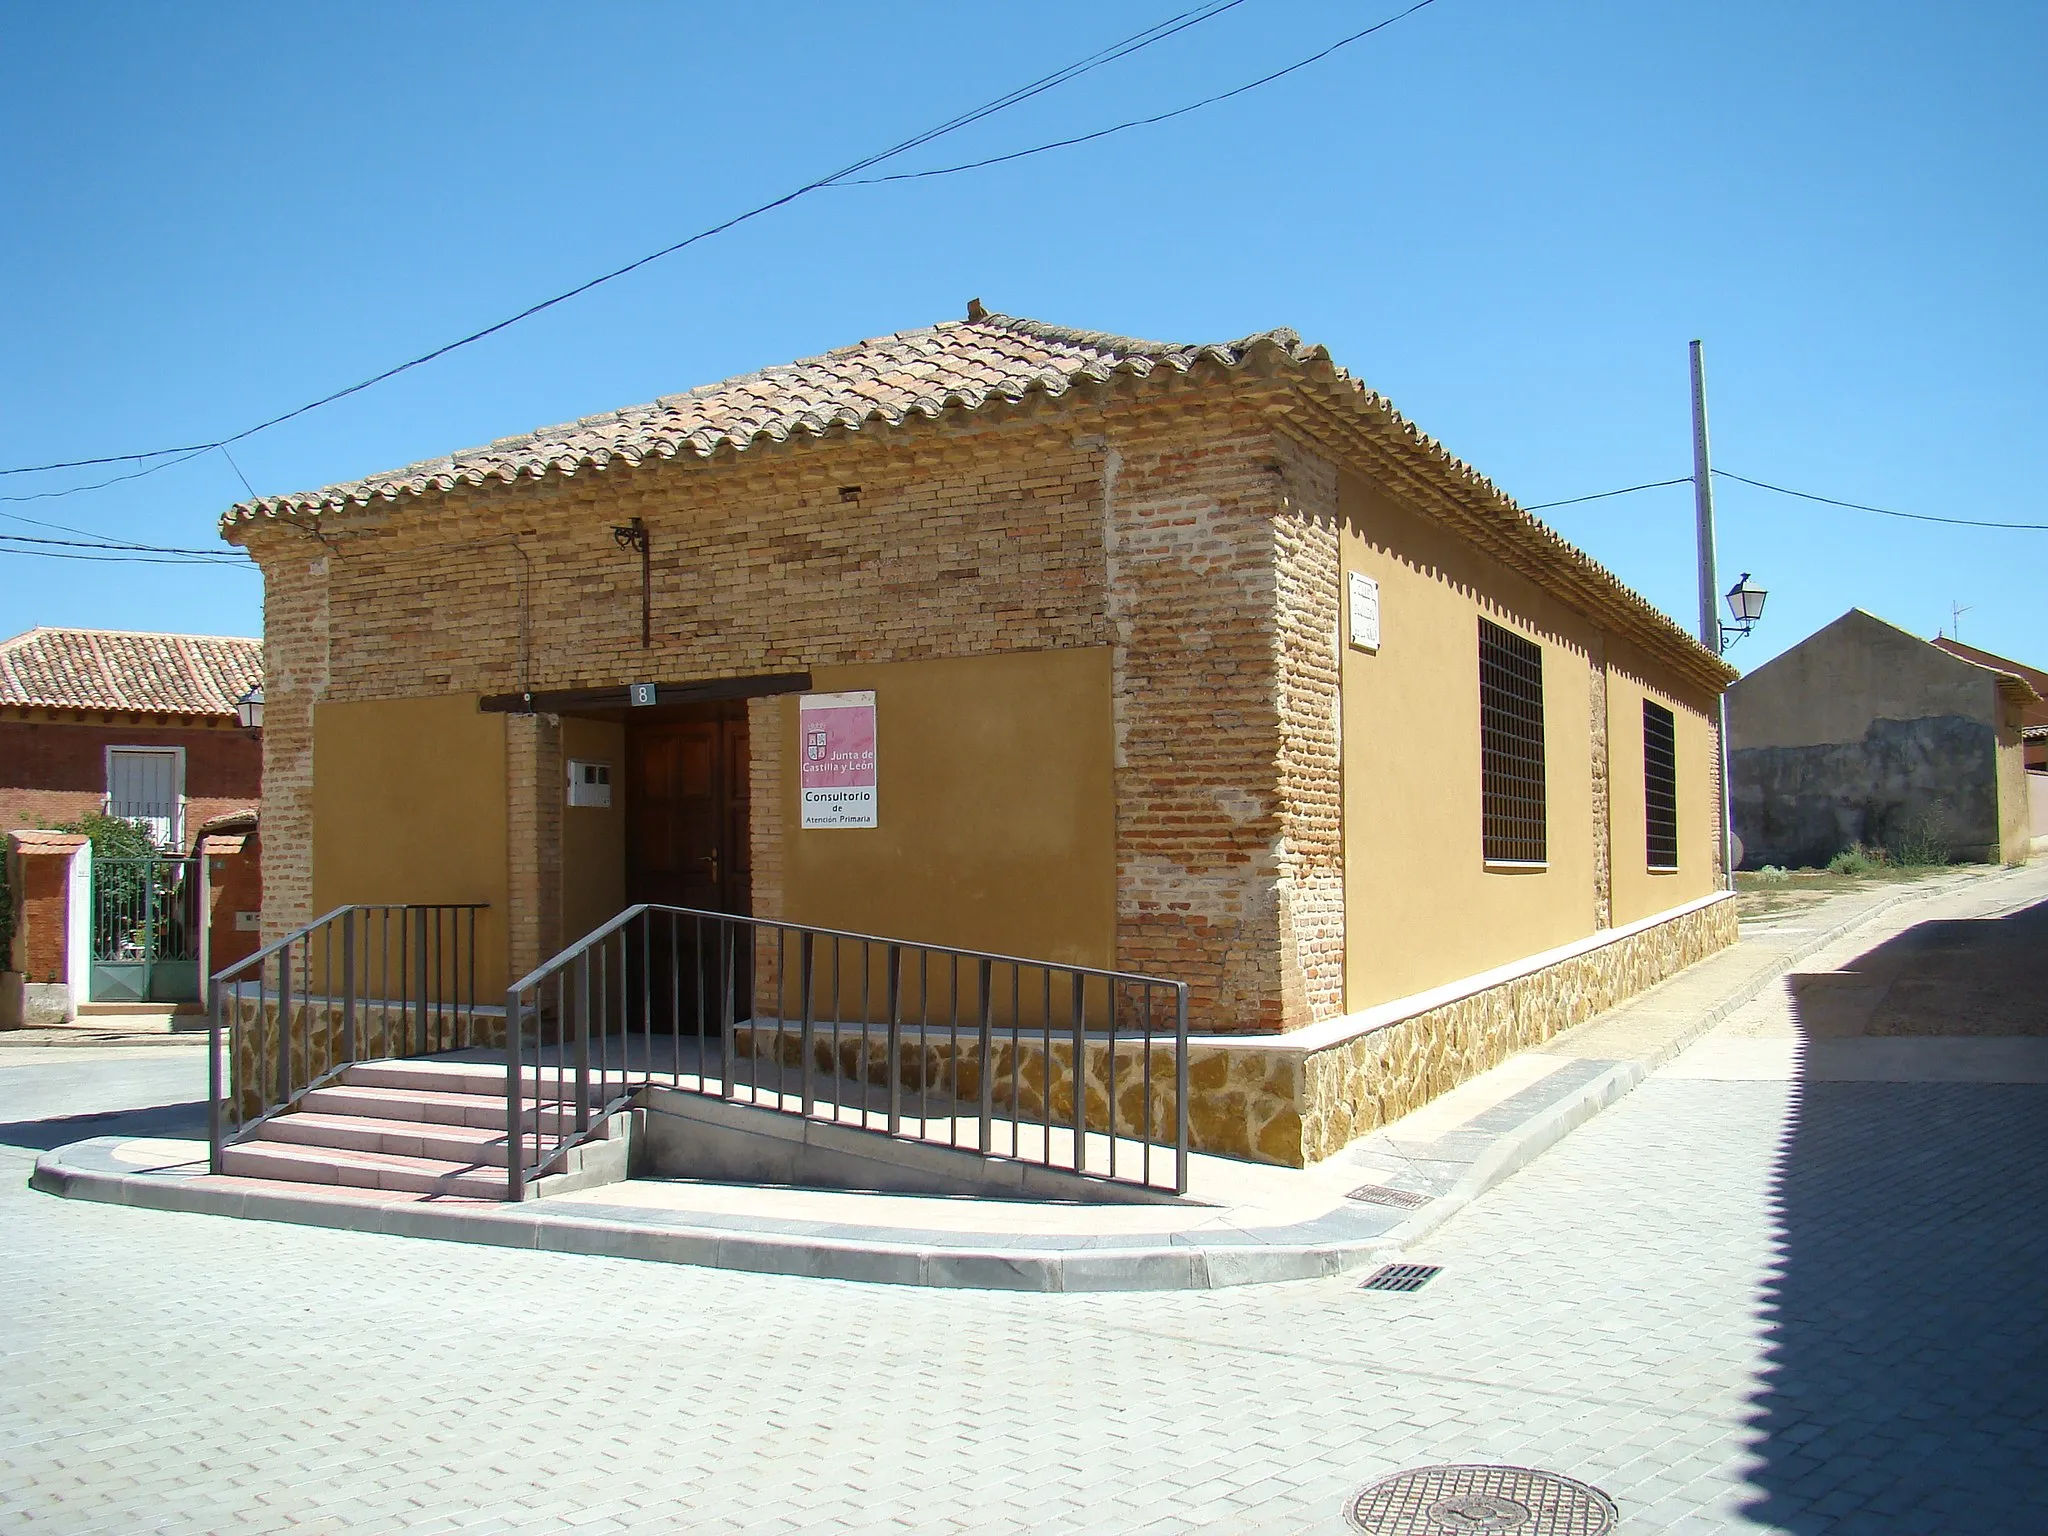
[1644,699,1679,870]
[1479,618,1546,864]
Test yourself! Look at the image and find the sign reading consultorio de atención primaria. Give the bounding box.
[799,690,877,828]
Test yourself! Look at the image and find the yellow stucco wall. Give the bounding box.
[1338,473,1601,1009]
[560,716,626,945]
[1606,649,1720,925]
[1995,705,2032,862]
[312,694,510,990]
[771,647,1116,971]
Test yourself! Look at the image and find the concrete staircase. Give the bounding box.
[222,1059,630,1201]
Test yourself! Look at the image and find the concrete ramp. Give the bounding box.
[641,1086,1186,1205]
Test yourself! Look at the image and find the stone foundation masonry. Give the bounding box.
[733,893,1736,1168]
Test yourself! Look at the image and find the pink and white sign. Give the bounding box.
[798,690,878,828]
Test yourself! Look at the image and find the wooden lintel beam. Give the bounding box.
[478,671,812,715]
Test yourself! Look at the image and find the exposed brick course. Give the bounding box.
[0,717,259,842]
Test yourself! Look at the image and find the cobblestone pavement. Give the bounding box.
[5,869,2045,1534]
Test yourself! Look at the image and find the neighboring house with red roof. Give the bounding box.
[1935,635,2048,846]
[0,627,263,847]
[1934,636,2048,773]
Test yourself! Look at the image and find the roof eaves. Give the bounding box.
[1281,370,1736,692]
[217,315,1320,534]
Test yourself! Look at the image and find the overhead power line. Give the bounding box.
[0,542,253,569]
[1710,470,2048,532]
[1522,477,1691,512]
[0,446,215,503]
[0,0,1255,487]
[0,531,251,560]
[1526,470,2046,532]
[848,0,1440,184]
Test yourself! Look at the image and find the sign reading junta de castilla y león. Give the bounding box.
[799,690,877,828]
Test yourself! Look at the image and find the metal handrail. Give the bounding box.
[504,905,1190,1202]
[207,903,489,1174]
[213,904,362,981]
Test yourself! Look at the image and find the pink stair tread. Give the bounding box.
[219,1057,606,1202]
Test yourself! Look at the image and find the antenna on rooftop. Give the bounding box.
[1950,599,1973,639]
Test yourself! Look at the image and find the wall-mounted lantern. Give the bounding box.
[234,684,264,731]
[1721,573,1767,649]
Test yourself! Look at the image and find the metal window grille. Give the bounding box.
[1644,699,1679,869]
[1479,618,1546,864]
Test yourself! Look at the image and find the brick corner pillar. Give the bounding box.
[4,830,92,1021]
[240,528,330,943]
[504,710,562,985]
[1590,641,1614,931]
[1270,434,1347,1030]
[1108,413,1341,1035]
[746,695,786,924]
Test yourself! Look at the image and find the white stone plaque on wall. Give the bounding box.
[1347,571,1381,652]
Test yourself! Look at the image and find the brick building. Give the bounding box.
[223,310,1738,1164]
[0,627,263,846]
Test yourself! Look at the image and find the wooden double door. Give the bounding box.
[621,704,752,1040]
[624,702,751,915]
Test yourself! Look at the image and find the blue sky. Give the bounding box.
[3,0,2042,669]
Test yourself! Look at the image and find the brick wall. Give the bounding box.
[1590,646,1612,929]
[236,370,1719,1036]
[201,831,264,974]
[1270,432,1347,1025]
[6,834,84,983]
[247,539,328,938]
[0,717,258,840]
[1104,399,1295,1032]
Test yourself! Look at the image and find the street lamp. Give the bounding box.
[234,684,264,731]
[1721,573,1767,650]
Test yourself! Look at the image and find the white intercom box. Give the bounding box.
[567,759,612,808]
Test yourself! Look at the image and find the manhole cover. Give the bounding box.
[1344,1464,1617,1535]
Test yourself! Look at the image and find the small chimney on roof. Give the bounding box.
[965,297,988,322]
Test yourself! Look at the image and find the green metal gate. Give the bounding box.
[90,855,201,1004]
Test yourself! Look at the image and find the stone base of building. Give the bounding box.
[225,996,508,1120]
[732,892,1738,1170]
[21,981,75,1028]
[219,894,1735,1162]
[1200,892,1740,1165]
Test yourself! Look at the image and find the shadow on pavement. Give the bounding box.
[1742,898,2048,1532]
[0,1101,209,1152]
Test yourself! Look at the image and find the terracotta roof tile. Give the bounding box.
[222,315,1300,522]
[219,310,1733,690]
[0,627,262,716]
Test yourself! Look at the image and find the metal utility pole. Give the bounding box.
[1690,340,1737,891]
[1689,342,1721,653]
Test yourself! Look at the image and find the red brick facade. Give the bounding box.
[0,714,260,844]
[200,828,264,974]
[6,832,84,983]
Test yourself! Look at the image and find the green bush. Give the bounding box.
[1758,865,1790,883]
[1827,843,1888,876]
[1887,816,1951,869]
[55,811,161,861]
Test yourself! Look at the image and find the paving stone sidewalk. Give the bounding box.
[5,862,2043,1532]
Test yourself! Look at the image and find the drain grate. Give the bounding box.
[1358,1262,1442,1292]
[1346,1183,1430,1210]
[1345,1464,1617,1535]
